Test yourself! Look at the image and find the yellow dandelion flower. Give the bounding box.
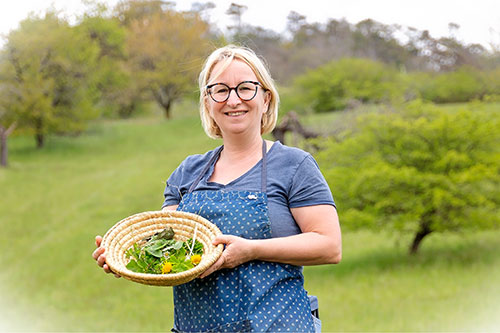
[190,254,202,266]
[162,262,172,274]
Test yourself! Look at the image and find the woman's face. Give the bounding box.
[206,59,270,139]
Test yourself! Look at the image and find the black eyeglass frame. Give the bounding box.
[206,80,264,103]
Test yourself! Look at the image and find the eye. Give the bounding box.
[213,86,228,94]
[238,83,256,91]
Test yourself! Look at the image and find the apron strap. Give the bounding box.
[261,140,267,193]
[188,140,268,194]
[188,145,223,193]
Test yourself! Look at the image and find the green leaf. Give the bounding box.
[124,229,205,274]
[145,247,163,258]
[171,240,183,250]
[146,239,168,251]
[126,259,144,273]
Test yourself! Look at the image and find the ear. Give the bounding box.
[263,90,271,112]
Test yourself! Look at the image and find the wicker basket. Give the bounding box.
[101,210,223,286]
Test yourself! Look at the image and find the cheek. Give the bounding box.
[205,99,217,118]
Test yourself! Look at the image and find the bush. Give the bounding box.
[416,67,488,103]
[283,58,405,113]
[315,101,500,254]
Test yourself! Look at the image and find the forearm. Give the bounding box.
[201,205,341,277]
[250,231,341,266]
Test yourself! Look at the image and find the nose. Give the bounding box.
[226,89,242,107]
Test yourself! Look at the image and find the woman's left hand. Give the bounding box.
[200,235,255,278]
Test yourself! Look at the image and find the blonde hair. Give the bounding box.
[198,45,280,139]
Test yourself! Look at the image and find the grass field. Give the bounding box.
[1,103,499,331]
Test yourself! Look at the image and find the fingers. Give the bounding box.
[212,234,235,246]
[92,246,104,261]
[95,235,102,247]
[199,235,238,278]
[103,263,121,278]
[97,252,107,267]
[92,235,121,278]
[199,235,232,278]
[200,255,225,279]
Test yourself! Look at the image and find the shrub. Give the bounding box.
[284,58,405,113]
[315,101,500,254]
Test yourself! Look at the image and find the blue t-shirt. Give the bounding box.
[162,141,335,238]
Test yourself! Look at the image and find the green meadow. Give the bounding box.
[1,103,499,331]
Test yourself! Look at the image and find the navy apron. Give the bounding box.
[174,141,316,332]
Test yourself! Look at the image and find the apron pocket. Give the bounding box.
[312,315,322,333]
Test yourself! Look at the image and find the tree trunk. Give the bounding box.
[0,128,7,167]
[36,132,44,148]
[35,117,44,149]
[162,100,172,119]
[0,122,16,167]
[272,111,319,145]
[409,222,433,255]
[152,87,174,119]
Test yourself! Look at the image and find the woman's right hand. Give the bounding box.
[92,235,121,278]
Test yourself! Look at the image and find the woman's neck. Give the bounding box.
[220,133,263,162]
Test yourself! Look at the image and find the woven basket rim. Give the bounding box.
[101,210,223,286]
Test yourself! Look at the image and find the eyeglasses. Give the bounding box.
[206,81,263,103]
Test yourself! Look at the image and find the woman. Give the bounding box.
[93,45,341,332]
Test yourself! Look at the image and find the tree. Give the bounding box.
[352,19,410,67]
[0,53,17,167]
[190,1,216,23]
[0,121,16,167]
[315,101,500,254]
[0,84,16,167]
[287,58,404,113]
[1,12,101,148]
[286,11,307,37]
[118,1,211,119]
[225,2,247,38]
[417,67,487,103]
[77,4,133,118]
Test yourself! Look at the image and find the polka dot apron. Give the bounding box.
[174,141,316,332]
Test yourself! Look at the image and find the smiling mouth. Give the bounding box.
[224,111,247,116]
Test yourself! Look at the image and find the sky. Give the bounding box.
[0,0,499,49]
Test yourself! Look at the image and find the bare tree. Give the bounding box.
[226,2,248,38]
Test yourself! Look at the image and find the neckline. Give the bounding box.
[205,140,277,188]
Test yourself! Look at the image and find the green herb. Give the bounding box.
[125,228,204,274]
[183,237,204,256]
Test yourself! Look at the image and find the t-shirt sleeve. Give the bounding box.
[161,163,185,208]
[288,154,335,208]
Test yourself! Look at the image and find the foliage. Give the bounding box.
[119,0,212,119]
[76,8,133,118]
[284,58,405,113]
[281,57,500,115]
[0,12,101,148]
[415,67,488,103]
[238,14,498,83]
[315,101,500,253]
[125,226,204,274]
[0,77,17,166]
